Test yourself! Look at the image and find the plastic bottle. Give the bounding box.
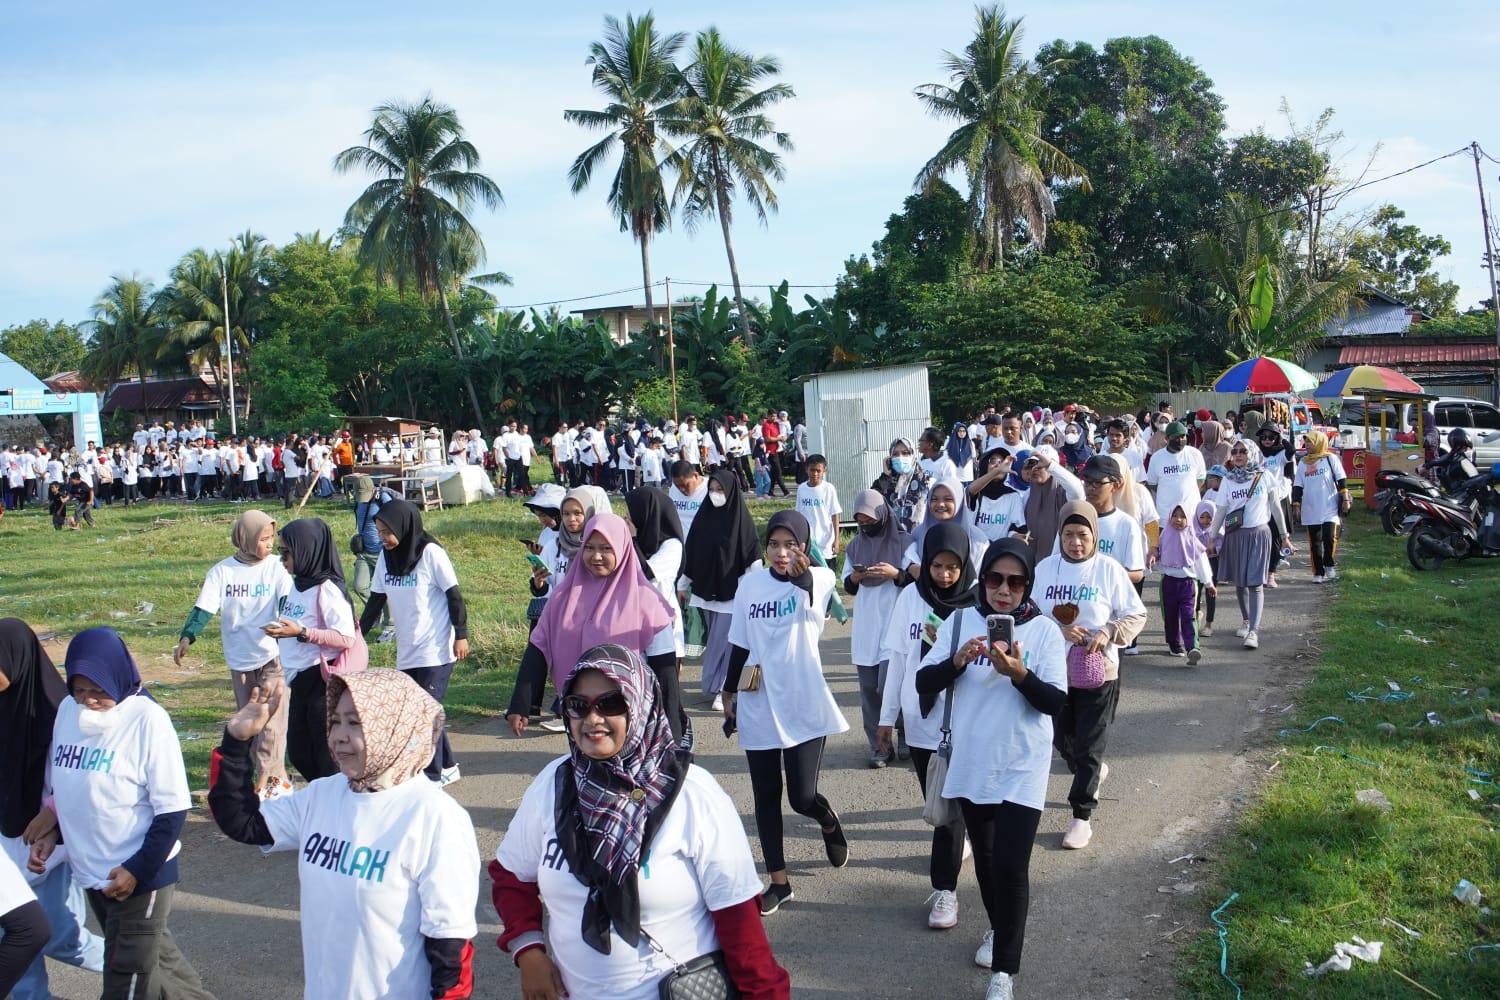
[1454,879,1483,906]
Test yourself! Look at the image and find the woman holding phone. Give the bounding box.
[915,539,1067,1000]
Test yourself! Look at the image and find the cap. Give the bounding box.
[1031,444,1060,464]
[1063,403,1078,412]
[982,413,1004,426]
[525,482,567,512]
[1206,464,1229,479]
[341,430,351,438]
[982,440,1012,456]
[1195,409,1211,422]
[1081,455,1121,480]
[1165,421,1188,437]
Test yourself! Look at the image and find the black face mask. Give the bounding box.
[1166,438,1186,453]
[1258,437,1281,457]
[859,522,882,537]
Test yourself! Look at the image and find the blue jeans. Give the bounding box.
[11,861,105,1000]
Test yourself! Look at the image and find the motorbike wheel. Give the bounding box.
[1380,501,1408,537]
[1406,523,1450,571]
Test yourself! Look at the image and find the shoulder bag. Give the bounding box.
[350,503,370,555]
[643,930,741,1000]
[923,610,963,828]
[1222,471,1263,531]
[315,587,369,681]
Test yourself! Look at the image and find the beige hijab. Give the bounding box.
[231,509,274,564]
[326,670,443,793]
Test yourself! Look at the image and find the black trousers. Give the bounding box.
[766,453,789,496]
[287,668,337,782]
[1306,522,1338,575]
[403,663,456,779]
[646,651,685,742]
[958,798,1042,975]
[744,736,836,873]
[504,458,522,495]
[1052,679,1119,819]
[908,746,966,892]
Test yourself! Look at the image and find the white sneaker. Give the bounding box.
[1200,623,1214,637]
[1325,566,1338,581]
[1243,630,1259,650]
[711,694,724,712]
[974,929,994,968]
[1186,648,1202,666]
[538,718,568,733]
[1234,622,1250,638]
[1313,575,1325,584]
[926,889,959,929]
[377,627,397,644]
[986,971,1015,1000]
[1098,762,1109,785]
[1062,818,1093,850]
[1121,645,1140,656]
[439,765,462,787]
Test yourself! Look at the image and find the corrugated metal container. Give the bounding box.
[799,364,935,515]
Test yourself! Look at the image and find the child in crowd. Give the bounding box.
[1194,500,1220,637]
[48,482,67,530]
[66,473,93,528]
[795,455,841,561]
[638,435,666,489]
[1156,504,1215,665]
[753,443,772,498]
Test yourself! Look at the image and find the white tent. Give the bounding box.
[0,352,102,448]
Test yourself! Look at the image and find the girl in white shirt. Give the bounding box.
[722,510,850,915]
[842,489,912,768]
[210,670,479,1000]
[916,538,1068,998]
[264,518,357,782]
[357,500,469,785]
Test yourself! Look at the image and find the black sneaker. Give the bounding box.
[822,813,849,868]
[759,882,793,915]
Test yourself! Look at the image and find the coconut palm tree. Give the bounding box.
[914,4,1089,271]
[565,12,686,320]
[80,274,164,390]
[334,96,503,430]
[661,28,794,344]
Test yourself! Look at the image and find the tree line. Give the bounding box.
[3,4,1489,439]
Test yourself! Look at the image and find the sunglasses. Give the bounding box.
[1082,477,1116,487]
[562,691,630,720]
[983,572,1029,590]
[1230,448,1249,455]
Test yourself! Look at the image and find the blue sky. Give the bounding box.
[1,1,1496,330]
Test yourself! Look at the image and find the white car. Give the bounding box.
[1427,397,1500,468]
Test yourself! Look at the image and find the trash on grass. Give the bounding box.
[1453,879,1483,906]
[136,601,154,614]
[1381,917,1422,939]
[1426,711,1443,726]
[1398,630,1434,645]
[1302,937,1383,976]
[1156,881,1199,895]
[108,611,128,619]
[1375,723,1397,738]
[1355,789,1393,812]
[1279,716,1343,736]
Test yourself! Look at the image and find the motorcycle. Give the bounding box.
[1374,465,1442,536]
[1403,467,1500,570]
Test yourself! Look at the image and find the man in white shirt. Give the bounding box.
[1145,421,1206,544]
[678,416,703,472]
[514,422,537,495]
[494,420,520,495]
[917,427,959,481]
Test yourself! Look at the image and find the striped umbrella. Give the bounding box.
[1211,356,1319,393]
[1312,364,1423,398]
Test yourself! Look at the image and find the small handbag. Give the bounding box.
[923,612,963,828]
[740,665,762,691]
[643,931,741,1000]
[315,588,369,681]
[1223,471,1263,531]
[1066,644,1108,689]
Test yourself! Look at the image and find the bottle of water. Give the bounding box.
[1454,879,1483,906]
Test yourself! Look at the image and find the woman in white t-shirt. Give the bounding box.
[26,628,213,1000]
[1291,431,1348,583]
[173,510,293,797]
[210,669,479,1000]
[905,476,991,579]
[876,522,977,932]
[842,489,913,768]
[966,448,1027,544]
[493,645,789,1000]
[1207,439,1291,650]
[264,518,357,782]
[683,471,761,707]
[916,538,1068,998]
[357,499,469,785]
[723,510,850,916]
[1032,501,1146,852]
[0,853,46,996]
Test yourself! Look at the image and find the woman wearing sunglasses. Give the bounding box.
[493,644,789,1000]
[723,510,850,916]
[1206,438,1290,649]
[914,539,1067,1000]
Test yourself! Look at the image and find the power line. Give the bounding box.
[491,277,837,311]
[1339,146,1471,195]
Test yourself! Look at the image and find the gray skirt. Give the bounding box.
[1217,522,1270,587]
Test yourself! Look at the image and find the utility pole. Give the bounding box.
[220,257,238,435]
[665,277,678,425]
[1472,142,1500,404]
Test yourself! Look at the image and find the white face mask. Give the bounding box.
[77,704,122,736]
[708,492,727,508]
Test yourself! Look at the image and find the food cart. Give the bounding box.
[1343,388,1438,508]
[344,416,447,511]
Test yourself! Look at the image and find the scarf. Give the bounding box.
[914,521,978,618]
[625,487,683,582]
[559,486,610,561]
[1,619,68,838]
[373,498,440,579]
[1197,420,1230,470]
[765,509,816,597]
[1224,447,1264,484]
[973,451,1015,501]
[846,489,913,575]
[1302,430,1331,466]
[683,469,760,602]
[1158,505,1207,570]
[280,518,353,606]
[1024,469,1077,562]
[326,669,443,793]
[556,645,685,954]
[531,513,676,691]
[876,437,929,532]
[231,509,274,565]
[914,477,966,545]
[1058,500,1100,562]
[945,422,973,470]
[1193,499,1217,547]
[63,627,153,702]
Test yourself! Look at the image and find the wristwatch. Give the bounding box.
[295,627,309,643]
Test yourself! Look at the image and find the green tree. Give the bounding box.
[662,28,794,344]
[0,319,87,378]
[1036,35,1225,281]
[80,274,165,390]
[914,4,1089,271]
[1220,130,1327,211]
[334,96,504,429]
[1409,307,1497,338]
[564,12,686,318]
[1345,204,1460,317]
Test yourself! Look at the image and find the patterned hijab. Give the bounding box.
[325,670,443,793]
[556,644,686,954]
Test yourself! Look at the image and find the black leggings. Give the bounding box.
[745,737,836,873]
[908,745,966,892]
[959,799,1042,975]
[287,668,337,782]
[1306,522,1338,575]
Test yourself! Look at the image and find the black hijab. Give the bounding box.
[625,488,684,582]
[975,538,1043,626]
[765,509,816,598]
[973,449,1015,501]
[373,498,440,579]
[279,518,352,606]
[914,522,978,620]
[683,470,759,602]
[1,619,67,838]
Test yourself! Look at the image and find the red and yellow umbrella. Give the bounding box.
[1312,364,1423,398]
[1211,356,1319,393]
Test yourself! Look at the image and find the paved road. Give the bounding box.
[43,572,1326,999]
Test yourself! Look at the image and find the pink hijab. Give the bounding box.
[530,512,676,690]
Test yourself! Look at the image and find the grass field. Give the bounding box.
[1182,515,1500,996]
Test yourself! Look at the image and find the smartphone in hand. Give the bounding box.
[985,613,1015,656]
[525,553,548,571]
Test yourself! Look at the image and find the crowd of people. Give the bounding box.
[0,397,1349,1000]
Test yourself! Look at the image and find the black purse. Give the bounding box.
[644,931,741,1000]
